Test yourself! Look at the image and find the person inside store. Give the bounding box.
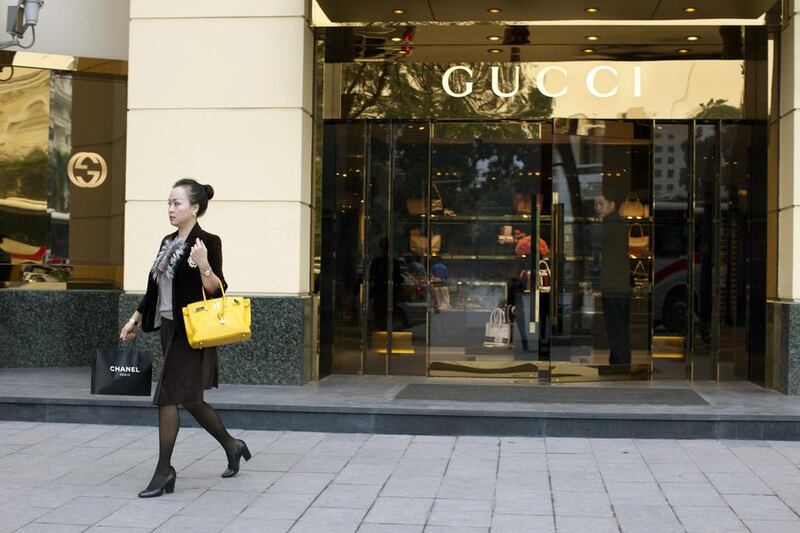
[594,183,632,366]
[119,179,250,498]
[369,236,402,330]
[0,230,11,284]
[431,256,450,312]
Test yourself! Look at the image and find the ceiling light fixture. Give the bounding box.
[391,37,402,42]
[586,35,599,41]
[677,48,690,54]
[686,35,700,41]
[488,48,503,54]
[582,48,596,53]
[392,9,405,15]
[684,7,697,13]
[487,8,502,14]
[585,7,599,13]
[487,35,502,41]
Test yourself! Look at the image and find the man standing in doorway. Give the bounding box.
[594,186,632,365]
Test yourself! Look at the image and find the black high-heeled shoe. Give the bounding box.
[221,439,251,478]
[138,466,176,498]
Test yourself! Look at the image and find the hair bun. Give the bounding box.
[203,184,215,200]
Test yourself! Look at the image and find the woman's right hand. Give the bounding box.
[119,321,137,342]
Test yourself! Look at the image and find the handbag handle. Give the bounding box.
[538,259,551,276]
[628,223,645,237]
[490,307,505,326]
[199,276,226,307]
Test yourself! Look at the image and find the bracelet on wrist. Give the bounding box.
[202,267,213,277]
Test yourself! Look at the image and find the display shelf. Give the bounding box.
[561,216,655,223]
[399,214,549,223]
[427,253,529,261]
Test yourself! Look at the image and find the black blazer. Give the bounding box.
[137,223,228,335]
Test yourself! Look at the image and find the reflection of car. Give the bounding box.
[395,271,428,329]
[20,263,71,283]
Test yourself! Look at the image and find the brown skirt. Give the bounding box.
[153,317,219,406]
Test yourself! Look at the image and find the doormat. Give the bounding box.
[395,384,709,406]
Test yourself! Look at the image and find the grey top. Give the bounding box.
[158,273,173,320]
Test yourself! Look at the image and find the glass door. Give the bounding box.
[426,121,549,378]
[548,119,653,382]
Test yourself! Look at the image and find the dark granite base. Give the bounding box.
[0,291,313,386]
[767,300,800,394]
[119,293,313,385]
[0,290,120,367]
[2,397,799,440]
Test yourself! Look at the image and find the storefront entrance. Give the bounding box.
[319,118,766,383]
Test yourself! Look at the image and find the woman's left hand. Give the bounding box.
[190,238,209,270]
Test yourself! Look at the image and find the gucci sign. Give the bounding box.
[67,152,108,188]
[442,65,643,99]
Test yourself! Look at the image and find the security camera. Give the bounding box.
[1,0,43,50]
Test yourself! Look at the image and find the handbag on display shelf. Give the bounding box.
[537,259,551,293]
[497,225,515,244]
[483,307,512,348]
[407,183,452,215]
[182,280,252,349]
[513,192,532,215]
[409,228,442,255]
[619,193,646,218]
[628,223,650,257]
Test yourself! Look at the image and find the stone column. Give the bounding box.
[121,0,315,384]
[771,2,800,393]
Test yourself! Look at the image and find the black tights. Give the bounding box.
[144,401,236,491]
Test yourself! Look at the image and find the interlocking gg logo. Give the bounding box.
[67,152,108,188]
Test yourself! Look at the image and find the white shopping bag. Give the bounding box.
[483,307,512,348]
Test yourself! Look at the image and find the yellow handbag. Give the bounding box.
[182,282,251,349]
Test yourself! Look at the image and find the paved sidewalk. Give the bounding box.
[1,422,800,532]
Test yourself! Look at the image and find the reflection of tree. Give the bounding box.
[0,150,48,200]
[694,99,741,119]
[342,63,553,121]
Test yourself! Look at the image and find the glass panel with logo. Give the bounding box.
[0,66,127,289]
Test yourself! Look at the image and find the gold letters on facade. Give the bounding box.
[442,64,643,99]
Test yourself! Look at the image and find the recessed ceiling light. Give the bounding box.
[684,7,697,13]
[487,35,502,42]
[586,35,599,41]
[487,8,502,14]
[488,48,503,54]
[686,35,700,41]
[585,7,599,13]
[391,37,402,42]
[677,48,690,54]
[398,50,408,54]
[582,48,596,53]
[392,9,405,15]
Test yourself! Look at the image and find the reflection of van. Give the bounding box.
[0,197,50,263]
[652,202,725,335]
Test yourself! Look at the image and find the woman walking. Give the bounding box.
[119,178,250,498]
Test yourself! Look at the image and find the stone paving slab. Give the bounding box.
[2,422,800,531]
